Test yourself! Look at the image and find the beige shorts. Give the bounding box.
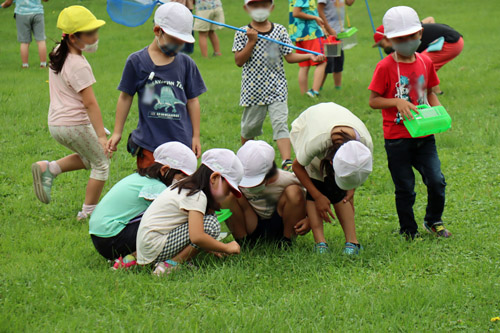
[193,8,224,31]
[49,124,110,181]
[241,101,290,140]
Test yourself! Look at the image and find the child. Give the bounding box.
[233,0,324,171]
[1,0,48,68]
[368,6,451,239]
[317,0,355,90]
[136,148,244,276]
[289,0,327,98]
[107,2,206,168]
[290,102,373,254]
[89,141,197,268]
[193,0,224,57]
[31,6,109,220]
[223,140,310,248]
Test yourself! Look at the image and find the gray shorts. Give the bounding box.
[16,13,46,43]
[241,101,290,140]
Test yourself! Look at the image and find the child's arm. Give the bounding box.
[292,158,335,223]
[1,0,13,8]
[318,3,336,36]
[81,86,108,154]
[285,52,325,64]
[293,7,324,27]
[107,91,134,153]
[234,28,258,67]
[187,97,201,158]
[188,211,240,254]
[368,91,419,120]
[427,89,441,107]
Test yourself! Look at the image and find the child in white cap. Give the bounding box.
[89,141,197,269]
[136,148,244,276]
[31,6,109,220]
[233,0,324,171]
[290,102,373,255]
[223,140,310,248]
[368,6,450,239]
[107,2,206,169]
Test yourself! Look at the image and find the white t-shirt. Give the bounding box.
[136,187,207,265]
[240,170,304,219]
[290,102,374,181]
[48,52,96,126]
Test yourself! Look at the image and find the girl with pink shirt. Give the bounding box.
[31,6,109,220]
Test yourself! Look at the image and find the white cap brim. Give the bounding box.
[225,178,242,198]
[385,26,422,39]
[160,27,195,43]
[239,174,266,188]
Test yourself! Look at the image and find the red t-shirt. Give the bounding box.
[368,53,440,139]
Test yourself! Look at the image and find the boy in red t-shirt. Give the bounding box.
[368,6,451,239]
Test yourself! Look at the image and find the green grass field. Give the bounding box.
[1,0,500,331]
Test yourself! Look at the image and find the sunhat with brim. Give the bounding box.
[154,3,195,43]
[153,141,198,176]
[57,6,106,35]
[237,140,275,188]
[202,149,244,198]
[383,6,422,39]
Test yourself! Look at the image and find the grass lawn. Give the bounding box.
[1,0,500,331]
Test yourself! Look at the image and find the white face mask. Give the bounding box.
[77,38,99,53]
[250,8,271,22]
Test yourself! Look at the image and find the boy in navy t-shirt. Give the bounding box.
[107,2,206,168]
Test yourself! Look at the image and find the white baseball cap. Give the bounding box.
[153,141,198,176]
[202,149,244,198]
[237,140,275,188]
[333,141,373,190]
[383,6,422,39]
[244,0,274,5]
[154,2,195,43]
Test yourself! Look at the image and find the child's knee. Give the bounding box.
[203,214,221,239]
[90,159,110,181]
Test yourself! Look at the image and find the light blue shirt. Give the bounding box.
[14,0,44,15]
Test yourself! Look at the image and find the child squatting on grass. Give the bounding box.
[291,102,373,255]
[31,6,110,220]
[89,142,197,270]
[1,0,48,68]
[368,6,451,239]
[136,149,244,276]
[233,0,325,172]
[107,2,206,168]
[222,140,311,248]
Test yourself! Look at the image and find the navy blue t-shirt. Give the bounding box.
[118,48,207,152]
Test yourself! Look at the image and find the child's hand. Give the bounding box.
[294,217,311,235]
[395,99,419,120]
[191,136,201,158]
[314,17,325,27]
[342,189,355,212]
[246,28,258,43]
[106,133,121,156]
[314,194,336,223]
[98,136,109,158]
[224,241,240,255]
[310,54,325,62]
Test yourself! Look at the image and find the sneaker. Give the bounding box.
[313,242,329,254]
[281,159,293,172]
[335,86,342,90]
[306,89,319,98]
[111,255,138,270]
[342,242,362,255]
[153,260,179,276]
[400,231,421,241]
[31,161,55,204]
[423,221,452,238]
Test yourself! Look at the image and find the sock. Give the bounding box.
[335,86,342,90]
[48,161,62,177]
[81,204,97,216]
[22,63,29,68]
[40,62,47,67]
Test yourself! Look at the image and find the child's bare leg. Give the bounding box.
[307,200,326,243]
[333,72,342,87]
[36,40,47,64]
[171,245,199,263]
[198,31,209,57]
[277,185,306,238]
[55,154,86,172]
[221,194,255,239]
[333,201,358,244]
[312,62,327,92]
[298,66,310,94]
[84,178,105,205]
[208,30,221,55]
[276,138,292,161]
[20,43,29,65]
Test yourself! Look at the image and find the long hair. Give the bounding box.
[136,162,183,187]
[171,164,218,212]
[264,161,278,181]
[49,34,79,74]
[320,131,355,179]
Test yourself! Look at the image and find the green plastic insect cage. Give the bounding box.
[215,209,232,223]
[336,26,358,50]
[403,105,452,137]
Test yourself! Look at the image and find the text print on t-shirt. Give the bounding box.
[142,75,186,121]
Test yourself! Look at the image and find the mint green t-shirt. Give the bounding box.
[14,0,44,15]
[89,173,167,238]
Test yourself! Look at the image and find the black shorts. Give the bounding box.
[325,50,345,74]
[91,221,140,260]
[305,175,346,205]
[246,210,284,244]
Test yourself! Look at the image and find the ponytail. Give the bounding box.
[49,34,78,74]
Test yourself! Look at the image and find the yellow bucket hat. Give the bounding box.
[57,5,106,35]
